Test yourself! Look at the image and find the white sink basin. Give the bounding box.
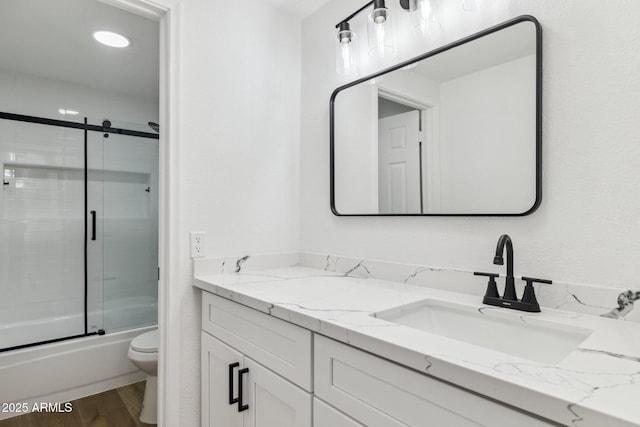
[374,299,593,364]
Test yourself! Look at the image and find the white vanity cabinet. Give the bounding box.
[201,293,312,427]
[200,291,556,427]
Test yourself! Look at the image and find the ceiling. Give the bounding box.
[0,0,159,101]
[0,0,331,103]
[413,22,536,83]
[256,0,333,18]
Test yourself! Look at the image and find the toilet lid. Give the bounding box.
[131,330,158,353]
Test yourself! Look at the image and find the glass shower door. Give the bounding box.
[87,119,158,334]
[0,119,86,350]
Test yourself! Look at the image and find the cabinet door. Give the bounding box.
[314,398,364,427]
[202,293,312,391]
[201,332,244,427]
[243,358,312,427]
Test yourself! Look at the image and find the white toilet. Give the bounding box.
[128,329,158,424]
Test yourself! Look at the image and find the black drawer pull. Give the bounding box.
[238,367,249,412]
[228,362,239,405]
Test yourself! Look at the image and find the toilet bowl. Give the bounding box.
[128,329,158,424]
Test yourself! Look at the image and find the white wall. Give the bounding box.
[175,0,301,424]
[0,68,158,125]
[334,83,378,213]
[438,55,535,213]
[301,0,640,288]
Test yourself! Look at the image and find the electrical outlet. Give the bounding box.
[190,232,206,258]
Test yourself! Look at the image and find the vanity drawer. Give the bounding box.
[314,335,554,427]
[202,292,312,391]
[314,398,364,427]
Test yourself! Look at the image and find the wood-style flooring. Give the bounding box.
[0,382,155,427]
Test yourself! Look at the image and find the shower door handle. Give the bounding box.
[90,211,96,241]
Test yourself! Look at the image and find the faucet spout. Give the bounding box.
[494,234,516,300]
[494,234,513,277]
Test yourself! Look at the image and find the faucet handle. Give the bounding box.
[474,272,499,299]
[474,271,499,278]
[521,277,552,285]
[520,277,552,309]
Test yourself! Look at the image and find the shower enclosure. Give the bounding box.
[0,112,158,352]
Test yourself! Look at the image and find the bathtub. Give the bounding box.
[0,302,157,420]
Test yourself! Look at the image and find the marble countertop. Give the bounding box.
[194,265,640,427]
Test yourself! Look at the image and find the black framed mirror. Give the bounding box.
[330,15,542,216]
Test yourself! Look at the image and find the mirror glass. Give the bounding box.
[331,17,540,216]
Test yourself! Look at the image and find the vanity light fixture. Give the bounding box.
[93,30,130,48]
[335,0,403,74]
[335,0,436,74]
[336,22,360,75]
[367,0,396,58]
[409,0,441,35]
[335,0,487,75]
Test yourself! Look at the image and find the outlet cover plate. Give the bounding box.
[190,232,206,258]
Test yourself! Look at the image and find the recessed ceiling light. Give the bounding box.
[93,30,130,48]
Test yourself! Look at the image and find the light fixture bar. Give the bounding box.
[335,1,374,28]
[336,0,412,28]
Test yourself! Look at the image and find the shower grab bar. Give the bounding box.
[91,211,96,241]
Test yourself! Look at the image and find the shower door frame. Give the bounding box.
[0,111,159,352]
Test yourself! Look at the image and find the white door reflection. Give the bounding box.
[378,109,420,214]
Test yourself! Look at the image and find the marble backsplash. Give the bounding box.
[193,252,640,323]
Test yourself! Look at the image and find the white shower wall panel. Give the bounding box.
[0,67,158,126]
[0,164,85,344]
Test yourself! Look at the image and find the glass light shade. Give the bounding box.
[367,7,396,58]
[462,0,480,11]
[335,28,360,75]
[410,0,441,35]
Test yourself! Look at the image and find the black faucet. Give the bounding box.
[493,234,517,301]
[474,234,552,313]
